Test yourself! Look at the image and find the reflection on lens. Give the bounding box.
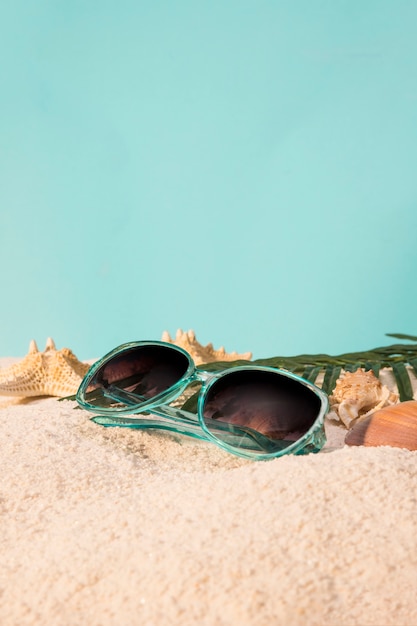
[202,370,321,443]
[85,345,190,408]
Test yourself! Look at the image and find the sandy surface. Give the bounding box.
[0,357,416,626]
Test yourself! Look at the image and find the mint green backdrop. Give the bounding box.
[1,1,416,359]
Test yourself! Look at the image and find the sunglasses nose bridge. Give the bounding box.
[194,370,213,384]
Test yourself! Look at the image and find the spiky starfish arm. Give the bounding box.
[161,329,252,365]
[0,338,90,397]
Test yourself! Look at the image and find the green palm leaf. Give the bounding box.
[199,333,417,399]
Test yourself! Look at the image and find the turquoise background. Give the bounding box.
[1,1,416,360]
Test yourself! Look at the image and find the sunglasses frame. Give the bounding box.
[76,340,329,460]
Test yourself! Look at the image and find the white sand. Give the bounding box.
[0,357,417,626]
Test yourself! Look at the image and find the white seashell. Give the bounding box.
[330,368,399,428]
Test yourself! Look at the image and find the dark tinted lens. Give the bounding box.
[202,370,321,443]
[84,345,190,408]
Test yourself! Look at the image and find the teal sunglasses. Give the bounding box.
[76,341,329,460]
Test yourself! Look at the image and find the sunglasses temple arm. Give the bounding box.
[98,387,276,450]
[92,412,211,441]
[91,404,231,442]
[103,384,232,428]
[103,386,202,424]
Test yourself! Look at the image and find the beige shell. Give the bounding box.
[329,368,399,428]
[345,400,417,450]
[0,338,90,397]
[161,329,252,365]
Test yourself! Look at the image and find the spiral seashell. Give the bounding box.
[345,400,417,451]
[330,368,398,428]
